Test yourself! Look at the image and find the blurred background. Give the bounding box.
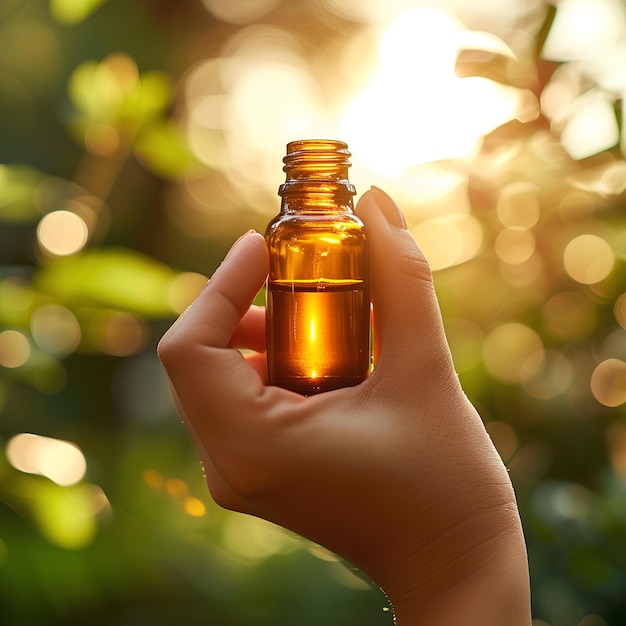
[0,0,625,624]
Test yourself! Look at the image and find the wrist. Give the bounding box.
[385,525,532,626]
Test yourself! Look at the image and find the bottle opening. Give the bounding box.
[280,139,355,196]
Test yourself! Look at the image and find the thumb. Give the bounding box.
[355,187,457,393]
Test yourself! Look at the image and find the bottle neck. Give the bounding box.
[278,140,356,210]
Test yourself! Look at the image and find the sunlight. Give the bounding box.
[543,0,626,63]
[341,8,522,175]
[560,90,620,160]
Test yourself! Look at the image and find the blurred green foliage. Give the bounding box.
[1,0,626,625]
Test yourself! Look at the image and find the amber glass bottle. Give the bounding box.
[265,139,371,395]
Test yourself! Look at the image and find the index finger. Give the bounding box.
[157,230,269,402]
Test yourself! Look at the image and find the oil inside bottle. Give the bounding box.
[267,279,370,394]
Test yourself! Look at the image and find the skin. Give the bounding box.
[158,187,532,625]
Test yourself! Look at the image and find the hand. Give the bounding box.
[158,188,532,625]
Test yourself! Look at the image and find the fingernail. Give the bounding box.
[370,186,407,229]
[235,229,257,246]
[224,229,257,262]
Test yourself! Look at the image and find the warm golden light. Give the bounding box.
[84,123,121,156]
[482,323,544,384]
[0,330,30,368]
[165,478,188,498]
[168,272,208,314]
[560,90,620,160]
[543,0,625,63]
[341,8,522,174]
[615,293,626,330]
[412,213,483,271]
[143,469,165,491]
[591,358,626,407]
[6,433,87,486]
[496,183,540,230]
[37,210,89,256]
[563,234,615,284]
[183,496,206,517]
[201,0,281,24]
[495,229,536,265]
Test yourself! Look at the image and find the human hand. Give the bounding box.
[158,187,532,625]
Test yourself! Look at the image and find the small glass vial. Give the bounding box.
[265,139,371,395]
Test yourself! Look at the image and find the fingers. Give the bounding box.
[167,383,253,514]
[158,230,271,430]
[229,304,266,352]
[159,230,267,354]
[356,188,457,393]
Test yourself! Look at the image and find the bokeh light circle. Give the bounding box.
[37,210,89,256]
[496,182,540,230]
[31,305,81,356]
[615,293,626,330]
[482,323,544,384]
[563,234,614,284]
[6,433,87,486]
[0,330,30,368]
[412,213,483,271]
[591,358,626,407]
[201,0,282,25]
[543,291,597,341]
[495,229,536,265]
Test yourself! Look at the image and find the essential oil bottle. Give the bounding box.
[265,139,371,395]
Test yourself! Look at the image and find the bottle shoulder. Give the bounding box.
[265,212,366,240]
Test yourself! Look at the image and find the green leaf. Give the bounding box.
[35,248,179,317]
[50,0,109,25]
[0,165,44,223]
[67,58,172,139]
[67,60,123,123]
[30,480,98,549]
[120,71,172,126]
[134,120,201,180]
